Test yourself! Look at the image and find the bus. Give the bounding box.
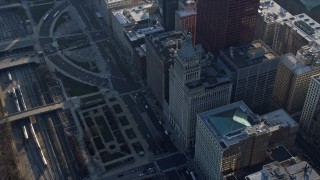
[15,99,21,112]
[53,11,60,18]
[17,85,27,110]
[43,13,49,21]
[40,150,48,166]
[22,126,29,140]
[12,87,17,99]
[8,72,12,81]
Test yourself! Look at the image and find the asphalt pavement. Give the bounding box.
[121,94,163,156]
[39,3,69,36]
[48,54,109,87]
[156,153,187,171]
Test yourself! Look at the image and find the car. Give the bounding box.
[150,169,156,173]
[131,170,136,173]
[117,174,123,177]
[138,173,144,177]
[148,168,154,171]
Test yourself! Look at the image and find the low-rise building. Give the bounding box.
[246,160,320,180]
[262,109,299,150]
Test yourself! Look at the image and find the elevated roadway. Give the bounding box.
[1,101,71,124]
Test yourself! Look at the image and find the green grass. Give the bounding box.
[29,3,54,23]
[56,72,98,97]
[95,116,114,143]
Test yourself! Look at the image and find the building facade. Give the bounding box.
[169,35,232,149]
[145,31,185,108]
[196,0,260,54]
[272,13,320,55]
[300,74,320,140]
[262,109,299,150]
[94,0,139,26]
[246,161,320,180]
[158,0,179,31]
[254,1,292,47]
[273,44,320,114]
[195,102,299,180]
[195,101,270,180]
[175,9,197,45]
[218,40,280,114]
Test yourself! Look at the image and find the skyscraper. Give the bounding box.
[195,102,298,180]
[169,35,232,149]
[195,101,270,180]
[218,40,280,114]
[300,74,320,139]
[196,0,260,54]
[145,31,185,108]
[273,44,320,114]
[159,0,179,31]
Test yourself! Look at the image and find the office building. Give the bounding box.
[272,13,320,55]
[273,44,320,114]
[246,161,320,180]
[255,0,292,47]
[132,44,147,78]
[196,0,260,54]
[175,10,196,45]
[169,35,232,148]
[94,0,139,26]
[112,5,164,56]
[175,0,197,44]
[300,74,320,140]
[195,102,300,180]
[146,31,185,108]
[218,40,279,114]
[158,0,179,31]
[195,101,270,180]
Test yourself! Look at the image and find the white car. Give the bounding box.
[138,173,144,177]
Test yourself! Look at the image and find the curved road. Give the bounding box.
[39,3,69,36]
[48,54,110,88]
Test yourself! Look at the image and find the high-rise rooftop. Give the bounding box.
[220,40,277,69]
[198,101,265,148]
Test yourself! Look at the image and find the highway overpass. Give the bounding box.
[1,101,71,124]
